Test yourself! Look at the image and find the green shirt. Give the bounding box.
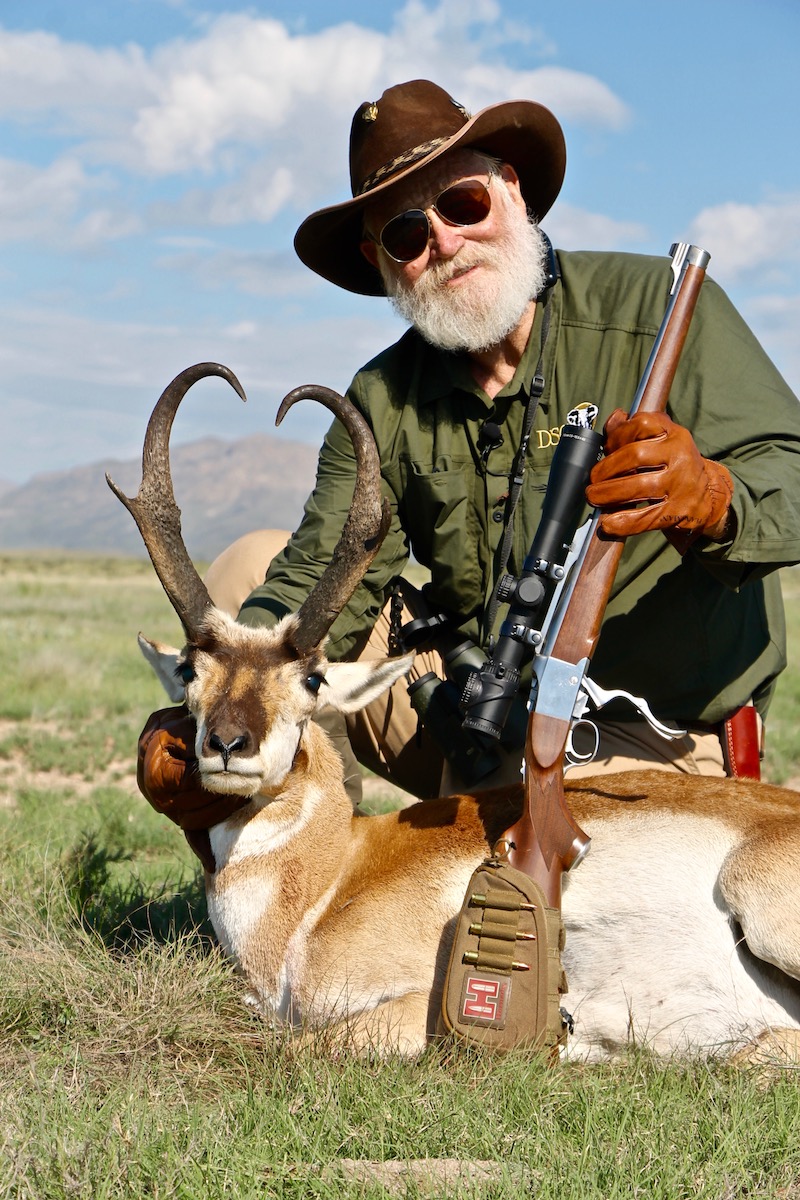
[240,250,800,725]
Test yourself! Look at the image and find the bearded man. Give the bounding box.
[139,79,800,834]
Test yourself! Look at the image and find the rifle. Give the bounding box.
[439,244,712,1051]
[502,242,711,907]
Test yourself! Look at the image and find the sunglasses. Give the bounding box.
[373,178,493,264]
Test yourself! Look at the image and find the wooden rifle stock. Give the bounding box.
[501,244,711,907]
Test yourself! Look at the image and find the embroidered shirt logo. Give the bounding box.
[566,403,599,429]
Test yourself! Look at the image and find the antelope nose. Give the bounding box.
[208,732,248,769]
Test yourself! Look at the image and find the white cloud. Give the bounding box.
[545,201,648,250]
[154,244,310,297]
[454,64,630,130]
[153,162,296,227]
[0,155,86,240]
[746,292,800,396]
[0,154,140,247]
[0,27,155,132]
[223,320,258,339]
[688,195,800,285]
[72,206,143,246]
[132,14,387,174]
[0,5,630,180]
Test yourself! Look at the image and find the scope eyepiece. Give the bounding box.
[408,671,500,783]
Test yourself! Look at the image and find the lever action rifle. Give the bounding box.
[503,242,712,906]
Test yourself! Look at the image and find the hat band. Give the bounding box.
[356,135,456,196]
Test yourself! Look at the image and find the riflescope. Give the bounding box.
[460,422,603,740]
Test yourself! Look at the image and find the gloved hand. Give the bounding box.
[137,705,250,872]
[586,409,734,542]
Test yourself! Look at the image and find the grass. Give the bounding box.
[1,551,799,1198]
[764,565,800,785]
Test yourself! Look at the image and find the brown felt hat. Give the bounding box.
[294,79,566,296]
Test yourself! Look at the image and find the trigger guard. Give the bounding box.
[565,719,599,771]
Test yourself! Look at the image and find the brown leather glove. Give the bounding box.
[137,705,250,872]
[586,409,734,543]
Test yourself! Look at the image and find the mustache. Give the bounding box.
[396,245,497,296]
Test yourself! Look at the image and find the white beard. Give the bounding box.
[381,197,549,354]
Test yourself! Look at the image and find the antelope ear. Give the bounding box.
[320,653,414,714]
[138,632,186,703]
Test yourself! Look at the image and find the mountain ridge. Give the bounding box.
[0,433,319,560]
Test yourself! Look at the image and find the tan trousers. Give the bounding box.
[204,530,726,805]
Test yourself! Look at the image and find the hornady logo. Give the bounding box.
[537,403,599,449]
[461,974,510,1026]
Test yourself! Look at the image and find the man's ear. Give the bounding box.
[500,162,520,186]
[360,239,379,268]
[499,162,525,209]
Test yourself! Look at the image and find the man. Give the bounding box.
[140,79,800,831]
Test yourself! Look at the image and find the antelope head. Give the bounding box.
[108,363,412,798]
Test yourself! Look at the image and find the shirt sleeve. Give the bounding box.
[237,392,410,659]
[669,275,800,587]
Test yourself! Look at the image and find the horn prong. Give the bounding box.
[276,385,388,654]
[108,362,246,637]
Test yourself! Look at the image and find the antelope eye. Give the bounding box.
[176,662,195,685]
[305,672,326,694]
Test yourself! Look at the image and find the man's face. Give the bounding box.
[361,150,524,288]
[360,150,547,354]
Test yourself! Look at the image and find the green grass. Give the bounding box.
[764,565,800,784]
[1,551,799,1198]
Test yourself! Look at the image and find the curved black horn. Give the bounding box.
[107,362,246,638]
[276,385,390,654]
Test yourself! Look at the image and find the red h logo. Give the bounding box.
[461,974,510,1026]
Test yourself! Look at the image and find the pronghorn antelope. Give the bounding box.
[110,363,800,1061]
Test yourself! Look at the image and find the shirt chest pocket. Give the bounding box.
[399,463,482,612]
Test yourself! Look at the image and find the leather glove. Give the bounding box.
[585,409,734,543]
[137,705,250,872]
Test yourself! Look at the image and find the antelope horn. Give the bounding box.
[107,362,247,638]
[276,385,391,655]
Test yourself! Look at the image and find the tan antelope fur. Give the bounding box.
[115,364,800,1062]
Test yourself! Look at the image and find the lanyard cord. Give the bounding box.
[483,296,552,646]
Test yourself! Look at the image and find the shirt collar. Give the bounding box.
[414,294,552,411]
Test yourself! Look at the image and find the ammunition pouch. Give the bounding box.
[438,855,571,1054]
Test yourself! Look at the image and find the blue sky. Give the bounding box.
[1,0,798,483]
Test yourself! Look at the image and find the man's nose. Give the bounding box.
[426,209,466,259]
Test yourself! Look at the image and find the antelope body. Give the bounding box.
[114,365,800,1061]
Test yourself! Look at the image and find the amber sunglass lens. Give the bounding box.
[380,210,429,262]
[435,180,491,226]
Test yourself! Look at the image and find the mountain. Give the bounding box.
[0,434,319,560]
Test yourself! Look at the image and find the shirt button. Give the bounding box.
[492,511,504,523]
